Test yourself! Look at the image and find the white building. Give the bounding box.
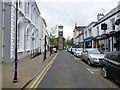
[93,6,119,52]
[1,0,47,62]
[83,22,96,48]
[73,25,86,45]
[39,17,48,53]
[73,1,120,52]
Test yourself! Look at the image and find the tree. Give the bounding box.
[64,36,73,46]
[49,25,58,47]
[50,25,57,37]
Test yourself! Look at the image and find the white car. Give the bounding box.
[52,48,57,53]
[74,48,83,58]
[68,47,72,52]
[81,48,105,66]
[71,48,76,54]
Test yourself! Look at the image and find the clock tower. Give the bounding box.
[58,25,64,50]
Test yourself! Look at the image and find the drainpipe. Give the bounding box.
[2,1,5,63]
[111,37,113,51]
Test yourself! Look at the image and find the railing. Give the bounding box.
[31,47,41,58]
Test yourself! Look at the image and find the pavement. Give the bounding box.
[2,51,56,89]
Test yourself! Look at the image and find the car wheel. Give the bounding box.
[88,59,91,66]
[101,66,108,78]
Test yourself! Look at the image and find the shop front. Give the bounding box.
[109,30,120,51]
[93,34,110,52]
[84,37,93,48]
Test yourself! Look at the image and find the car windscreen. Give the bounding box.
[88,49,100,54]
[76,48,83,51]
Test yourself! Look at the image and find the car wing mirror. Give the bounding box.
[118,63,120,67]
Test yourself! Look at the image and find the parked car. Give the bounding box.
[68,47,72,53]
[81,48,105,65]
[74,48,83,58]
[98,49,109,54]
[100,51,120,84]
[52,47,57,53]
[71,48,76,54]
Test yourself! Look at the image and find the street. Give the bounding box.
[36,51,119,88]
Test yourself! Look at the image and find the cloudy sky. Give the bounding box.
[37,0,120,39]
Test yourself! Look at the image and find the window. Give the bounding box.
[19,0,21,8]
[110,18,115,30]
[118,55,120,63]
[26,29,29,41]
[111,53,120,62]
[85,31,87,37]
[106,52,120,63]
[105,53,111,60]
[97,26,99,35]
[28,2,29,14]
[19,0,23,10]
[89,28,92,36]
[25,2,27,13]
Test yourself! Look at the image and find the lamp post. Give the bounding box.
[43,35,47,61]
[39,39,41,54]
[50,32,52,56]
[82,32,84,51]
[13,0,18,82]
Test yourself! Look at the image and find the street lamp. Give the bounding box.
[82,32,84,51]
[50,33,52,56]
[43,35,47,61]
[13,0,18,82]
[39,39,41,54]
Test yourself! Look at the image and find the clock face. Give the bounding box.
[59,31,63,36]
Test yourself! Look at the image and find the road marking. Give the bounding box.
[87,68,94,74]
[91,69,100,72]
[75,57,79,60]
[29,53,58,89]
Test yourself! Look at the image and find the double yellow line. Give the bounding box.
[30,53,58,89]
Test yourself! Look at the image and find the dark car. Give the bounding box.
[100,51,120,84]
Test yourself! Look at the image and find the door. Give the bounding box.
[108,53,120,82]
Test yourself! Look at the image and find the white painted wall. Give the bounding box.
[0,1,2,85]
[93,8,118,51]
[39,17,47,53]
[3,1,42,62]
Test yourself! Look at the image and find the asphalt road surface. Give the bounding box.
[37,50,119,88]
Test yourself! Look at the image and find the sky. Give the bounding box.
[37,0,120,39]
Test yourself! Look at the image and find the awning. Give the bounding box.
[108,30,120,36]
[84,37,93,42]
[93,34,109,40]
[93,30,120,40]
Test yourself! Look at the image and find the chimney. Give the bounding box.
[97,13,104,20]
